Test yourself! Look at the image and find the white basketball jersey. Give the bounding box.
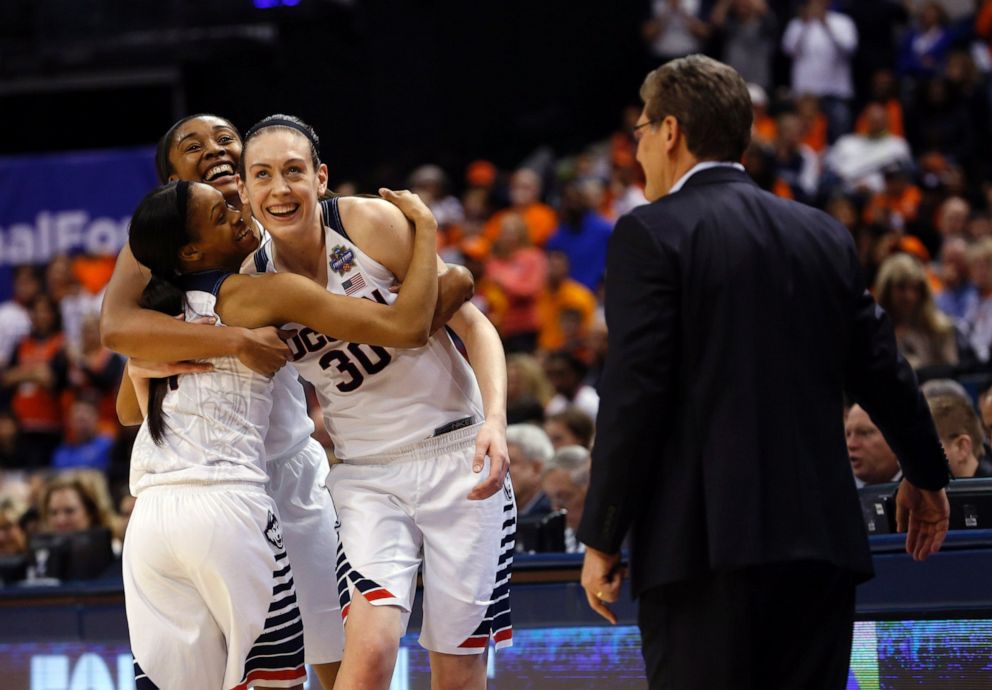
[241,224,316,462]
[130,271,273,494]
[248,197,484,459]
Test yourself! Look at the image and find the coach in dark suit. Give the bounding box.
[577,55,951,690]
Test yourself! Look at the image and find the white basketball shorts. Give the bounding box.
[327,422,516,655]
[123,483,306,690]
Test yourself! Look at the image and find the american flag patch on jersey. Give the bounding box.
[342,273,366,296]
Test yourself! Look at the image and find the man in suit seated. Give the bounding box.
[506,423,554,519]
[846,404,903,487]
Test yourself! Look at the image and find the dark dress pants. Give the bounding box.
[638,561,857,690]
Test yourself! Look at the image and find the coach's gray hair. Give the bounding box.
[545,445,591,486]
[506,424,554,466]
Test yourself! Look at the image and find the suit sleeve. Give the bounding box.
[844,248,950,491]
[577,212,680,553]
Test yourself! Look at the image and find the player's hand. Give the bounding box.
[379,188,437,228]
[895,480,949,561]
[235,326,293,377]
[581,547,624,625]
[128,358,213,380]
[468,417,509,500]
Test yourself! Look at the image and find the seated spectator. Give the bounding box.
[538,250,597,354]
[796,94,828,153]
[458,236,507,332]
[824,102,911,194]
[771,111,819,204]
[1,295,69,468]
[0,412,19,469]
[926,394,992,478]
[0,265,41,369]
[545,179,613,292]
[544,351,600,422]
[46,254,102,358]
[921,378,971,401]
[854,70,904,138]
[897,1,952,79]
[483,168,557,247]
[52,399,114,471]
[542,445,592,554]
[40,474,108,534]
[747,83,777,145]
[486,213,548,352]
[506,424,555,519]
[0,498,27,556]
[845,404,903,487]
[584,318,608,391]
[862,162,921,232]
[963,239,992,362]
[544,407,595,450]
[874,253,957,369]
[409,164,465,233]
[67,314,125,436]
[936,197,971,240]
[936,236,979,322]
[506,353,554,425]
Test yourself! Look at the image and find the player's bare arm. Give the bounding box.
[101,243,290,376]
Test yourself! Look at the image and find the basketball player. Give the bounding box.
[238,115,514,690]
[102,113,473,690]
[123,180,440,690]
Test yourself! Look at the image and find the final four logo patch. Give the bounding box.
[330,244,356,276]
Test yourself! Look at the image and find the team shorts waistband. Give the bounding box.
[135,481,268,497]
[342,422,484,466]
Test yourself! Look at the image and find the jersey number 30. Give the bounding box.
[319,343,391,392]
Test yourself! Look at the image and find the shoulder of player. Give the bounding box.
[337,196,410,239]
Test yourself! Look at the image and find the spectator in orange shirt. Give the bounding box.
[863,162,921,230]
[855,71,904,138]
[459,235,508,332]
[748,83,777,145]
[66,314,125,438]
[485,213,548,352]
[538,250,597,354]
[483,168,558,247]
[1,295,69,468]
[796,94,829,153]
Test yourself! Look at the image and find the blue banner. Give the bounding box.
[0,147,158,268]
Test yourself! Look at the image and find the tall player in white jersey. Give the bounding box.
[123,179,440,690]
[102,114,473,690]
[239,115,514,690]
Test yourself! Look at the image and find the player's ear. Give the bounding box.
[178,242,201,266]
[317,163,329,197]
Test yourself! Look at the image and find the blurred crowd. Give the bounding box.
[4,0,992,578]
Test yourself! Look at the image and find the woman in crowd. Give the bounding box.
[874,253,958,369]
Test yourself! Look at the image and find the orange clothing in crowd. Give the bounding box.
[855,100,904,138]
[537,279,597,352]
[483,204,558,247]
[471,278,509,332]
[73,255,116,295]
[802,113,829,153]
[753,115,778,145]
[11,333,68,433]
[863,185,922,226]
[485,248,548,337]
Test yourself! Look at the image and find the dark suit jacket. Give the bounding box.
[577,166,950,597]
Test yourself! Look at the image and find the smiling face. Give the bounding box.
[166,116,243,202]
[182,182,260,272]
[239,128,327,243]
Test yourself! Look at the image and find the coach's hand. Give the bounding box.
[581,547,623,625]
[467,417,509,500]
[895,480,949,561]
[235,326,293,377]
